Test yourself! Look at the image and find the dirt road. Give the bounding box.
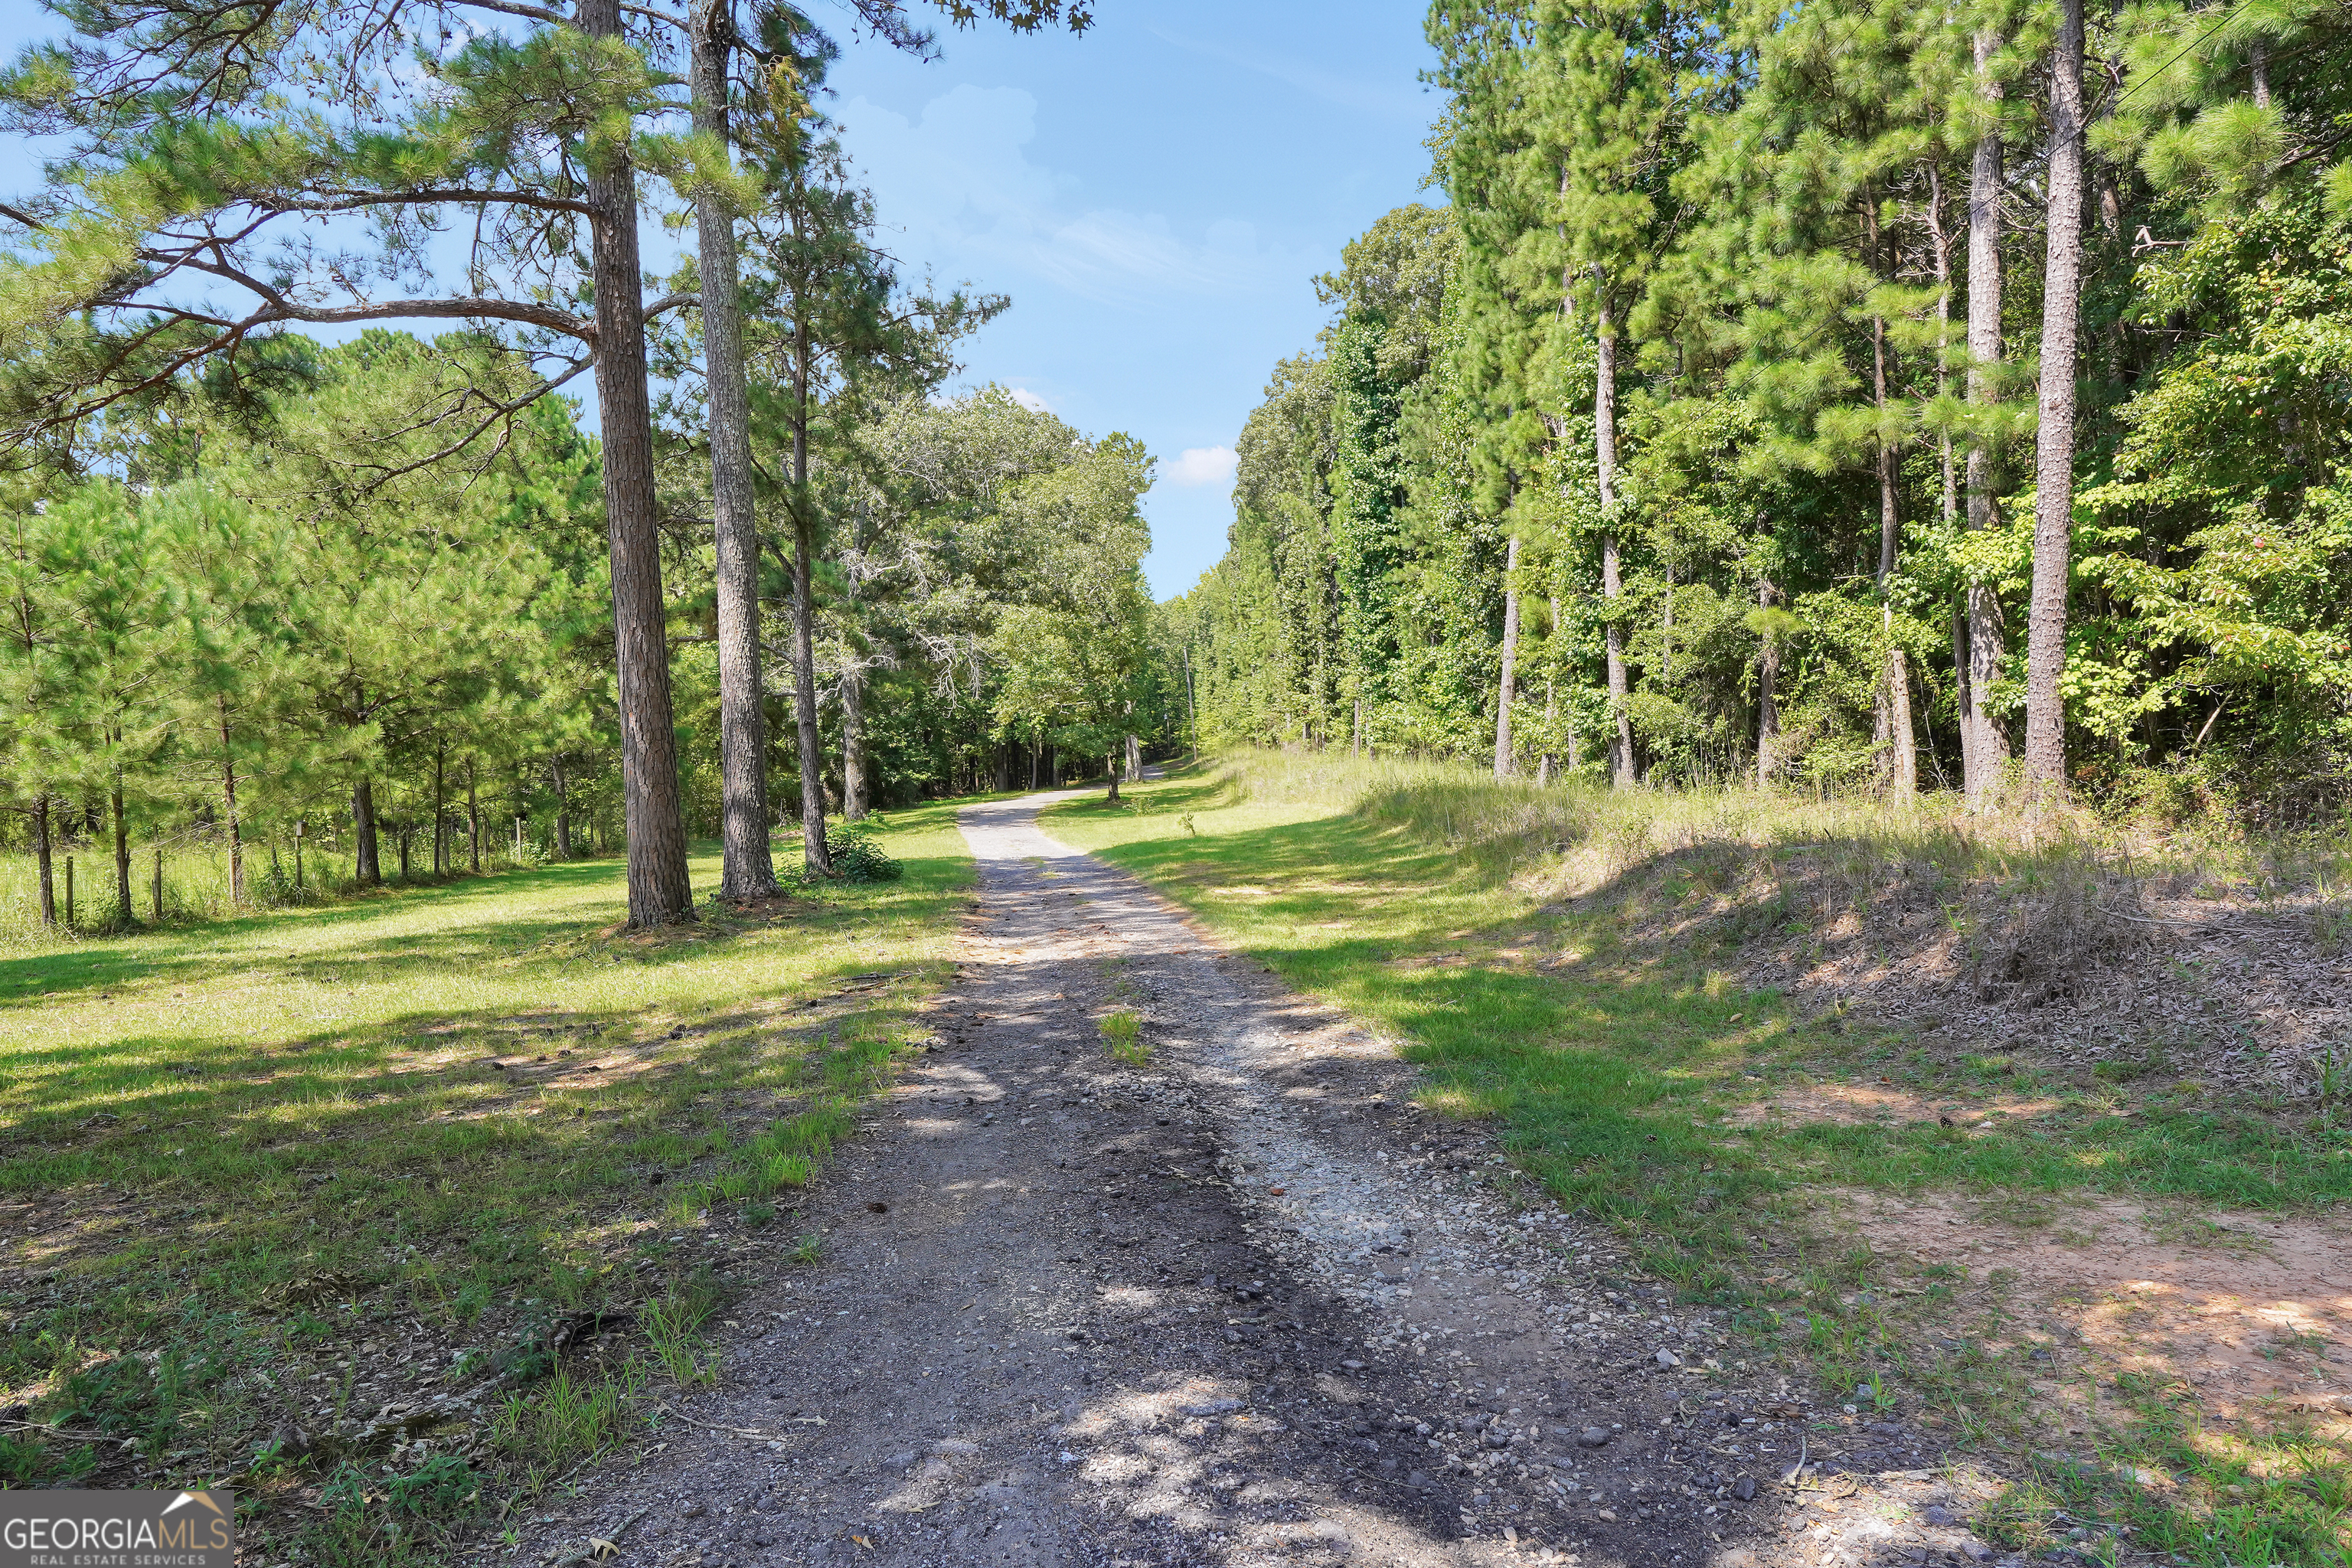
[517,792,1985,1568]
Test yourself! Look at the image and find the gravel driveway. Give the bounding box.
[515,791,1989,1568]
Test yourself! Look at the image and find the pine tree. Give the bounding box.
[0,0,700,923]
[2022,0,2089,802]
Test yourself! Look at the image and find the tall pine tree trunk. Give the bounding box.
[842,668,867,821]
[1930,171,1958,531]
[788,299,834,877]
[34,797,54,926]
[1757,577,1783,787]
[466,759,481,874]
[353,776,381,887]
[110,746,132,923]
[1494,532,1521,779]
[583,0,694,925]
[218,696,243,903]
[554,760,573,859]
[1962,26,2013,802]
[2024,0,2087,803]
[1867,205,1919,800]
[694,0,776,901]
[1596,321,1635,789]
[1542,590,1567,781]
[1537,682,1557,786]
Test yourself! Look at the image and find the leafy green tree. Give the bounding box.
[990,435,1156,799]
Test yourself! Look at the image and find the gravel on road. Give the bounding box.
[512,792,1998,1568]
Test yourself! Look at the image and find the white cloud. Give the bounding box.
[1008,387,1053,413]
[837,86,1293,305]
[1163,446,1238,488]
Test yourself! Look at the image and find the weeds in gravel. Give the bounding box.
[1100,1009,1148,1066]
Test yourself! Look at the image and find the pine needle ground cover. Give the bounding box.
[0,806,969,1564]
[1047,757,2352,1568]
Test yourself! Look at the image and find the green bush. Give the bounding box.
[824,821,902,884]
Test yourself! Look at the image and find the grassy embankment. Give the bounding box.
[1046,753,2352,1568]
[0,805,971,1563]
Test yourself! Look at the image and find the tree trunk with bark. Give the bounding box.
[1494,532,1521,779]
[789,314,834,878]
[582,0,695,924]
[1537,681,1557,786]
[1757,577,1783,787]
[34,798,54,926]
[554,760,573,859]
[1596,321,1635,788]
[694,0,776,900]
[466,760,481,874]
[2024,0,2087,803]
[431,740,446,877]
[1962,25,2013,802]
[218,696,244,903]
[842,669,868,820]
[108,744,132,921]
[1868,203,1919,800]
[353,776,381,887]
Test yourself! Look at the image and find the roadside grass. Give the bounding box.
[1043,755,2352,1566]
[0,806,971,1560]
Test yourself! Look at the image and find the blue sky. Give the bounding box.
[826,2,1443,597]
[0,1,1445,599]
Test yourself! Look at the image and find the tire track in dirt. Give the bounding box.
[514,792,1981,1568]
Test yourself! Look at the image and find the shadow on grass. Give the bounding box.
[0,812,975,1517]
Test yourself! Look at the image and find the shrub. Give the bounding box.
[824,821,902,884]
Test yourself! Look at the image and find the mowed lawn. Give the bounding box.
[0,805,972,1562]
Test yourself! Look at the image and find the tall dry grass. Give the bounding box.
[1211,748,2352,910]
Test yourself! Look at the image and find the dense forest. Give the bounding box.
[1168,0,2352,823]
[0,0,1159,930]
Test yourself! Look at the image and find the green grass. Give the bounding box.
[1978,1381,2352,1568]
[0,805,972,1558]
[1047,765,2352,1269]
[1044,754,2352,1566]
[1099,1008,1148,1066]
